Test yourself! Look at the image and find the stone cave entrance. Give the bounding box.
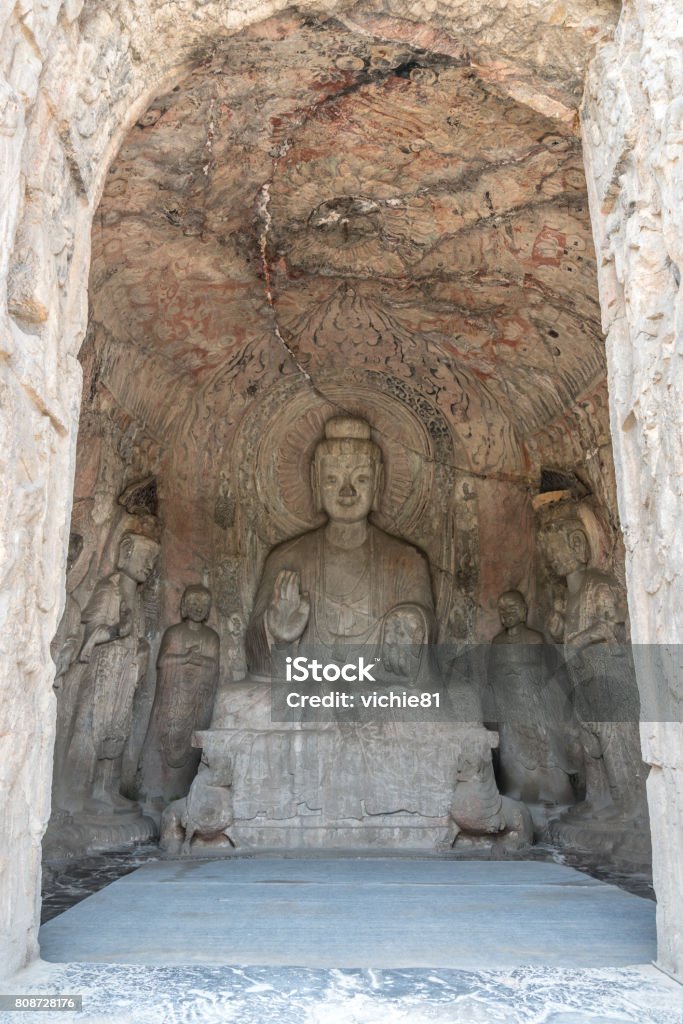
[44,12,651,890]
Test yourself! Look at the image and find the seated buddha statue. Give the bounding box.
[245,415,436,678]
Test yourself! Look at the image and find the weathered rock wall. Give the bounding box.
[582,0,683,981]
[0,0,84,979]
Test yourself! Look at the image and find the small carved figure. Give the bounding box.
[63,531,160,817]
[139,585,220,814]
[381,603,428,679]
[537,503,646,823]
[450,727,533,848]
[489,590,580,806]
[225,612,246,681]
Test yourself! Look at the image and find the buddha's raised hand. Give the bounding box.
[266,569,310,642]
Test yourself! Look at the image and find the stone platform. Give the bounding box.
[550,814,653,872]
[184,679,515,852]
[39,857,656,970]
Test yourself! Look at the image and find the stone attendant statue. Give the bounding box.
[489,590,580,808]
[140,584,220,817]
[64,531,160,818]
[245,415,436,676]
[537,502,646,825]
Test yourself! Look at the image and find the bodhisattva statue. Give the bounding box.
[140,584,220,815]
[537,505,647,825]
[489,590,581,807]
[246,416,436,673]
[63,531,160,818]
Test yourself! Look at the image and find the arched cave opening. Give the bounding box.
[43,11,651,895]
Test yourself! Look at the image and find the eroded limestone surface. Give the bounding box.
[581,0,683,981]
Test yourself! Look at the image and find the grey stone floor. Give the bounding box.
[4,857,678,1023]
[40,844,655,926]
[39,859,656,969]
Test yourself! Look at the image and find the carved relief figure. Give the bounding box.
[51,532,85,684]
[245,415,435,675]
[379,602,432,683]
[489,590,580,807]
[224,612,246,681]
[160,755,233,857]
[63,531,160,818]
[50,533,86,816]
[140,584,220,815]
[537,502,646,823]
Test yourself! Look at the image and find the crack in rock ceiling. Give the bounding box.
[89,12,607,474]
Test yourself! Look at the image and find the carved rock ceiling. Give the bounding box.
[89,11,608,477]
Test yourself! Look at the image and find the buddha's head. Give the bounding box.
[311,416,384,524]
[181,584,212,624]
[116,532,160,583]
[497,590,527,629]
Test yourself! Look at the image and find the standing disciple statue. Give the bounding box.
[489,590,580,809]
[62,531,160,819]
[139,584,220,817]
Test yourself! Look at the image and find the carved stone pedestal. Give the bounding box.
[549,814,652,872]
[43,807,157,860]
[159,680,532,856]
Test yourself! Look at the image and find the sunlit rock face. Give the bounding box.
[581,0,683,981]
